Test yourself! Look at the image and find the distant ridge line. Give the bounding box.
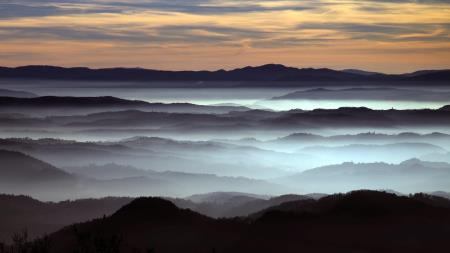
[0,64,449,84]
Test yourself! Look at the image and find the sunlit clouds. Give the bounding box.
[0,0,449,72]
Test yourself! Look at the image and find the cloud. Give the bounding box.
[0,3,65,18]
[0,2,123,19]
[0,0,315,19]
[297,22,450,42]
[0,24,272,47]
[0,0,449,72]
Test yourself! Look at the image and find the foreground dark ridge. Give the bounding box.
[0,64,449,84]
[2,191,449,253]
[0,192,314,242]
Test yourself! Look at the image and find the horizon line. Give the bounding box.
[2,63,450,76]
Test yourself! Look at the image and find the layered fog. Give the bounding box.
[1,79,450,201]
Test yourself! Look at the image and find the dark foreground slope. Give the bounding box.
[0,195,132,242]
[29,191,450,253]
[48,198,244,253]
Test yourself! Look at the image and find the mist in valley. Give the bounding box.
[1,72,450,253]
[1,0,450,250]
[1,80,450,203]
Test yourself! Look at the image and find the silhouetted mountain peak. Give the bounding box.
[341,69,381,76]
[238,63,287,70]
[324,191,416,216]
[400,158,423,166]
[112,197,179,219]
[110,197,213,227]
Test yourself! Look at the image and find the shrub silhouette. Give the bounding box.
[72,225,122,253]
[0,230,49,253]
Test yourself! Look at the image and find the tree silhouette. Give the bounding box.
[72,225,122,253]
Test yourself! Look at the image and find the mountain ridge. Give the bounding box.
[1,64,449,84]
[30,191,450,253]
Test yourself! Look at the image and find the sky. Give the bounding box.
[0,0,449,73]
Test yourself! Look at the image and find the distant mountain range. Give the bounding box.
[278,159,450,193]
[0,149,78,200]
[271,87,450,101]
[1,64,449,85]
[0,96,250,115]
[2,141,450,200]
[298,142,446,164]
[0,148,287,200]
[178,192,312,218]
[264,132,450,151]
[1,105,449,138]
[0,136,309,178]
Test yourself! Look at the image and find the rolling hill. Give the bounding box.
[1,64,449,85]
[278,159,450,193]
[28,190,450,253]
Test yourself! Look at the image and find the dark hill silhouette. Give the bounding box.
[111,197,207,222]
[48,197,244,253]
[1,64,449,84]
[403,69,450,81]
[252,190,450,220]
[272,87,450,101]
[0,194,132,243]
[0,96,249,115]
[233,191,450,252]
[28,191,450,253]
[440,105,450,111]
